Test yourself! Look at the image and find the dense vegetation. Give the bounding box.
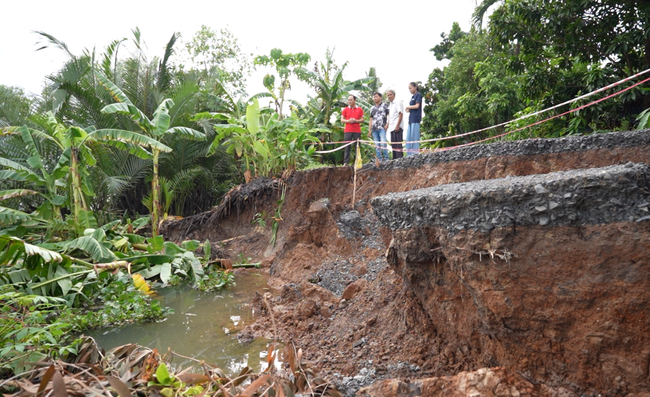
[1,1,649,393]
[421,0,650,146]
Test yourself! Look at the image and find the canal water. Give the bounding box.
[89,271,276,375]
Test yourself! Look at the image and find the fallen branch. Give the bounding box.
[232,262,261,269]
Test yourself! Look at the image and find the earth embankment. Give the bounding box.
[162,130,650,396]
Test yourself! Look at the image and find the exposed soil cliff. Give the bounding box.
[162,130,650,396]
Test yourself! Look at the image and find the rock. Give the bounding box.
[293,299,319,321]
[534,184,549,194]
[280,284,301,302]
[342,278,370,300]
[308,198,331,213]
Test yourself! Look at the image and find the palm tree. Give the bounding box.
[472,0,503,30]
[38,29,238,220]
[359,67,383,105]
[300,50,374,128]
[293,50,374,166]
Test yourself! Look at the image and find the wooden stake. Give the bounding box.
[352,166,357,207]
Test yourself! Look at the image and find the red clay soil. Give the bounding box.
[390,223,650,396]
[161,141,650,396]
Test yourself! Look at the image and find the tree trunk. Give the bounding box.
[70,148,88,233]
[152,149,160,237]
[71,150,81,223]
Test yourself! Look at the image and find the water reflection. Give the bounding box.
[89,271,277,376]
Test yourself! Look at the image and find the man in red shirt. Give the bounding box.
[341,95,364,165]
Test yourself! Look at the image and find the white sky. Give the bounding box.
[1,0,477,109]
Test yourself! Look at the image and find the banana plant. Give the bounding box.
[0,127,69,227]
[0,225,216,304]
[95,71,206,237]
[276,120,319,172]
[202,98,269,182]
[1,114,170,236]
[299,52,375,128]
[199,98,320,181]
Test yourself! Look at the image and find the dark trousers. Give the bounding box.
[343,132,360,165]
[390,128,403,159]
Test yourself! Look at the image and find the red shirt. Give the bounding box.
[342,106,364,133]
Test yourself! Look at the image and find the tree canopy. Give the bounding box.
[421,0,650,145]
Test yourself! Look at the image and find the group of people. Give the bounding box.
[340,82,423,165]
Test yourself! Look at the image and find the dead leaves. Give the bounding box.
[2,338,341,397]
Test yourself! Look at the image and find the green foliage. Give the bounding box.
[0,213,232,378]
[97,70,206,235]
[183,25,253,94]
[0,125,70,227]
[195,266,234,292]
[254,48,311,119]
[487,0,650,133]
[0,85,33,127]
[422,28,522,146]
[0,289,69,375]
[423,0,650,147]
[37,29,238,219]
[0,216,233,301]
[148,362,182,390]
[270,185,287,247]
[67,275,170,331]
[252,212,267,228]
[490,0,650,76]
[358,66,383,105]
[430,22,468,61]
[202,99,319,180]
[0,277,169,377]
[637,108,650,129]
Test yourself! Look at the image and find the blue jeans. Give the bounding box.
[406,123,421,156]
[372,129,389,161]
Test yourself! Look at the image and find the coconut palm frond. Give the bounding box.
[34,31,75,58]
[100,38,128,81]
[167,78,200,125]
[472,0,502,29]
[157,32,180,93]
[100,175,132,197]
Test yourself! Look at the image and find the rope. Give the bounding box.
[314,140,356,154]
[436,74,650,151]
[413,67,650,145]
[311,68,650,155]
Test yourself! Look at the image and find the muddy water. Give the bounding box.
[89,271,277,375]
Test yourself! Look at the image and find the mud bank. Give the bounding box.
[371,163,650,395]
[162,130,650,396]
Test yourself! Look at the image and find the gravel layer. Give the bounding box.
[371,162,650,233]
[314,211,388,297]
[363,129,650,172]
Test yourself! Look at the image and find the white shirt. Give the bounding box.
[387,99,404,132]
